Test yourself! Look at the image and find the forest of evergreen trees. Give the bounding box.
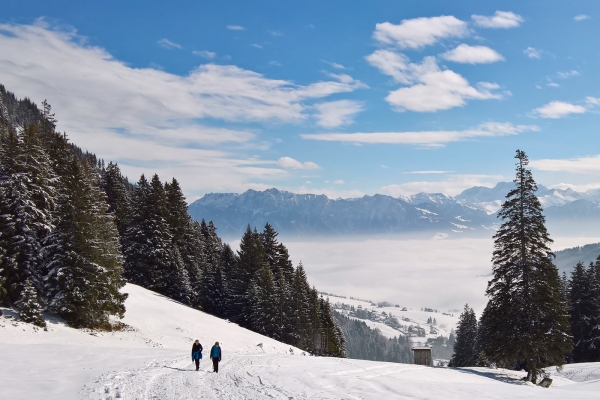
[0,86,345,357]
[450,151,600,382]
[334,311,413,363]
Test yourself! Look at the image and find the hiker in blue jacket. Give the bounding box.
[191,339,203,371]
[210,341,222,373]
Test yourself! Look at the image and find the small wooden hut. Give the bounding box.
[412,346,432,366]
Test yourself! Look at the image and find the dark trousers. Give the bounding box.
[195,358,200,370]
[212,358,219,373]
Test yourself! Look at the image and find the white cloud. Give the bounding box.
[380,174,503,197]
[524,47,541,59]
[157,38,182,50]
[277,157,320,170]
[557,70,580,79]
[373,16,468,49]
[472,11,524,29]
[269,60,282,66]
[586,97,600,106]
[367,51,504,112]
[574,15,590,21]
[227,25,245,30]
[333,180,345,185]
[547,82,560,87]
[531,101,587,118]
[551,183,600,192]
[0,22,366,197]
[531,155,600,174]
[324,61,345,69]
[314,100,364,128]
[440,44,504,64]
[252,43,263,49]
[301,122,539,147]
[192,50,216,59]
[405,170,452,174]
[268,30,283,36]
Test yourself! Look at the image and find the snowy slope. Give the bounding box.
[326,294,459,341]
[0,283,300,400]
[2,283,600,399]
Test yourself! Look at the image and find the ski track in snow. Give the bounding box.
[85,355,313,400]
[83,353,600,400]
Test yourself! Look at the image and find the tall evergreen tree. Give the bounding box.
[16,278,46,328]
[100,162,131,238]
[479,150,571,382]
[450,304,479,367]
[123,174,190,303]
[569,261,600,362]
[0,125,55,301]
[318,297,346,357]
[44,158,127,327]
[249,264,278,336]
[229,225,264,326]
[291,262,311,348]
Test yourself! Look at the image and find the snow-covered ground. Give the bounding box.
[326,294,459,341]
[1,283,599,399]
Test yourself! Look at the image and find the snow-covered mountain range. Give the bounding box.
[188,183,600,237]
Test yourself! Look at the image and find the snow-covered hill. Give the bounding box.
[325,294,459,342]
[2,283,599,399]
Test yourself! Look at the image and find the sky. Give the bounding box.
[1,1,600,202]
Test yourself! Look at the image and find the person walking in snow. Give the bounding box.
[210,341,222,373]
[192,339,203,371]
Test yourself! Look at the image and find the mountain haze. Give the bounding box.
[189,183,600,238]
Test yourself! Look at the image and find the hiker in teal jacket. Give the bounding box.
[210,342,222,373]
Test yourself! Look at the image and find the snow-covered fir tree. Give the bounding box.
[0,124,55,302]
[479,150,571,383]
[16,278,46,327]
[568,260,600,362]
[123,174,191,304]
[100,162,131,238]
[249,264,278,336]
[44,155,127,328]
[450,304,478,367]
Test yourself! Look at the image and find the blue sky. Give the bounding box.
[1,1,599,201]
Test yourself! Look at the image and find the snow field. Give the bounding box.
[85,353,600,399]
[2,283,600,399]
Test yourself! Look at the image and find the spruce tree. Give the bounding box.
[0,125,55,301]
[450,304,479,367]
[249,264,278,336]
[479,150,571,382]
[44,158,127,327]
[123,174,190,303]
[100,162,131,238]
[229,225,264,326]
[291,263,311,348]
[569,261,600,362]
[16,278,46,328]
[319,297,346,357]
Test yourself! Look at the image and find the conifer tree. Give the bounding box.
[479,150,571,382]
[569,261,600,362]
[198,220,223,312]
[229,225,264,326]
[0,125,55,301]
[249,264,278,336]
[16,278,46,328]
[291,263,311,348]
[44,158,127,327]
[319,297,346,357]
[100,162,131,238]
[450,304,479,367]
[123,174,190,304]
